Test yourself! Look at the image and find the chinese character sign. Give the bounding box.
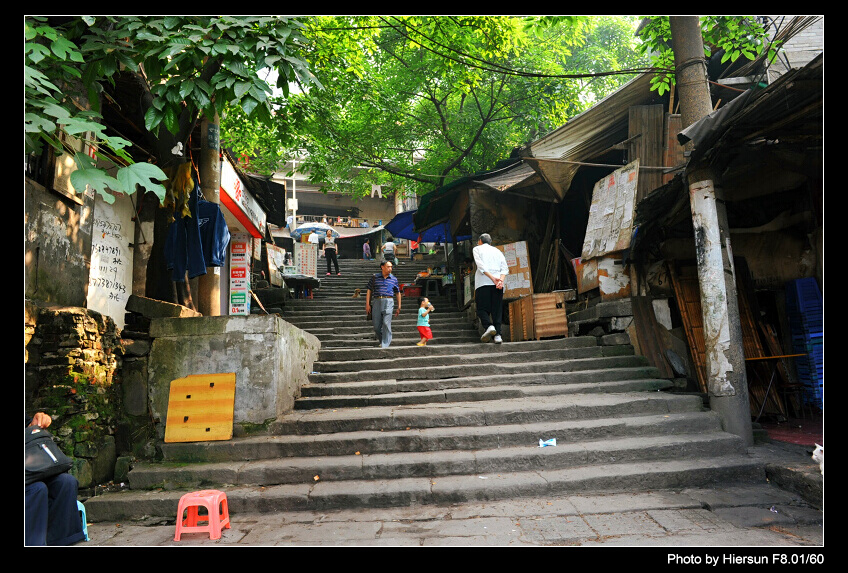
[229,233,251,315]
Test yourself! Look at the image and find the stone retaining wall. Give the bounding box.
[25,301,124,489]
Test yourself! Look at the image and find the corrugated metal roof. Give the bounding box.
[520,73,662,198]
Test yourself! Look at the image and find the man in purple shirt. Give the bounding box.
[366,260,401,348]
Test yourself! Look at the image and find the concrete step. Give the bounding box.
[84,455,765,520]
[158,411,725,462]
[316,334,482,348]
[127,432,745,490]
[290,320,473,334]
[295,378,673,409]
[301,367,668,398]
[311,342,630,373]
[306,353,654,384]
[271,392,707,436]
[315,337,597,362]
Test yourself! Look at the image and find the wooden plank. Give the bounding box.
[532,293,568,339]
[669,262,787,417]
[630,296,676,379]
[669,264,709,393]
[629,105,665,203]
[165,373,237,443]
[735,270,786,418]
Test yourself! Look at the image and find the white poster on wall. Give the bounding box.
[294,242,318,278]
[581,159,640,260]
[88,193,134,329]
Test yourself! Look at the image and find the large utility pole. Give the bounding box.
[669,16,753,446]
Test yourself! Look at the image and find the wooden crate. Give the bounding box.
[508,293,568,342]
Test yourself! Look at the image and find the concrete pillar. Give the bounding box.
[670,16,753,446]
[197,113,222,316]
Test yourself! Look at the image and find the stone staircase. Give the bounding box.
[84,256,766,522]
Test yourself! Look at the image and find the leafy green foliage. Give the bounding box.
[232,16,646,198]
[26,16,320,204]
[25,17,164,203]
[637,16,778,96]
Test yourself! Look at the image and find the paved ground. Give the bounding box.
[78,442,823,549]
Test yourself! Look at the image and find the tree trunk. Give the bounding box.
[669,16,753,446]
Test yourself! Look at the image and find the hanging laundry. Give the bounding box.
[165,178,230,282]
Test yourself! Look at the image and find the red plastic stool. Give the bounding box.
[174,490,231,541]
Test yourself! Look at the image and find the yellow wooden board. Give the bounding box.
[164,373,236,443]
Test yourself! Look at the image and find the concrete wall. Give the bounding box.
[25,177,95,307]
[146,314,320,438]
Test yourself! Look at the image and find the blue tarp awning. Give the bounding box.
[385,210,471,243]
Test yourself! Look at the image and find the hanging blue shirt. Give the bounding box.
[166,180,230,282]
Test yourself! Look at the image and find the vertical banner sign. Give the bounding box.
[88,193,134,329]
[229,232,251,315]
[294,242,318,278]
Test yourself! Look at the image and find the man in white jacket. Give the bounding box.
[473,233,509,343]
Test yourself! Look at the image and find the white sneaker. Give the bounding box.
[481,325,496,342]
[493,335,503,344]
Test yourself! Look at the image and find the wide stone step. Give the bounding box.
[83,455,765,520]
[312,343,631,373]
[316,337,597,362]
[281,308,458,320]
[127,432,745,490]
[291,317,472,332]
[306,354,653,384]
[271,392,706,436]
[159,411,725,462]
[296,378,673,409]
[316,335,482,349]
[301,366,667,398]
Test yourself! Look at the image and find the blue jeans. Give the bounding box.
[25,473,86,546]
[372,297,395,348]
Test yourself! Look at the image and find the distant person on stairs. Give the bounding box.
[324,230,340,275]
[473,233,509,344]
[363,240,372,260]
[382,237,398,265]
[366,260,401,348]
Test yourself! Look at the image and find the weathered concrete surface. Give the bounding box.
[126,294,202,318]
[147,314,320,437]
[79,483,822,547]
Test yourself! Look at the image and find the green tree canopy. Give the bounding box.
[25,16,318,206]
[223,15,651,197]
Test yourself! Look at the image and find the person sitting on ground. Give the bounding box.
[25,412,86,546]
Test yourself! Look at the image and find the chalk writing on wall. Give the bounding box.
[88,195,133,329]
